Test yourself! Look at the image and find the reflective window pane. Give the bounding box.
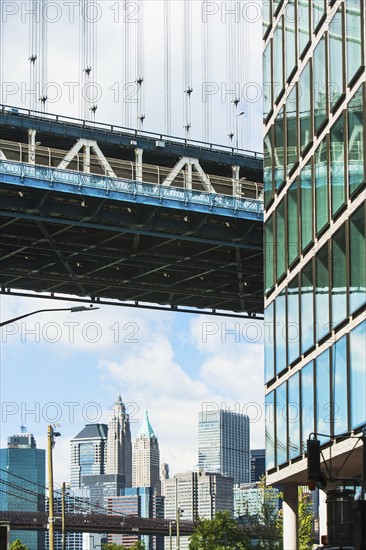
[276,198,286,279]
[274,108,285,189]
[330,114,346,215]
[348,86,364,195]
[332,335,348,436]
[265,391,275,470]
[287,179,299,266]
[287,276,300,365]
[285,1,296,80]
[350,321,366,430]
[288,372,300,460]
[316,349,331,445]
[265,215,274,293]
[263,1,271,37]
[349,205,366,314]
[300,160,313,251]
[314,36,327,133]
[315,138,329,234]
[299,63,312,154]
[265,302,275,383]
[287,85,298,174]
[346,0,362,84]
[332,225,347,328]
[315,244,330,342]
[264,129,274,206]
[264,41,272,120]
[273,18,284,101]
[313,0,325,31]
[276,382,287,466]
[301,361,314,452]
[301,260,314,354]
[298,0,310,56]
[329,7,344,109]
[275,290,287,375]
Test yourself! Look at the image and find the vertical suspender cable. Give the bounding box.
[182,0,192,139]
[80,0,98,122]
[28,0,37,112]
[124,0,131,127]
[202,0,212,143]
[225,0,232,143]
[136,0,145,132]
[164,0,171,136]
[40,0,48,112]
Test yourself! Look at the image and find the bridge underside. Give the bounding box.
[0,169,263,317]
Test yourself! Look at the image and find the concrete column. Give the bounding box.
[28,129,36,165]
[232,165,240,196]
[318,489,327,545]
[135,148,143,182]
[283,484,298,550]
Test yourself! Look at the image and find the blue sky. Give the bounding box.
[0,0,264,485]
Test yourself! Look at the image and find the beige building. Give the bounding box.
[133,410,160,494]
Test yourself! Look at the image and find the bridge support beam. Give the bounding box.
[28,129,37,165]
[135,148,143,182]
[232,165,240,197]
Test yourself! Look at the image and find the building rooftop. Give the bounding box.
[72,424,108,440]
[136,411,156,439]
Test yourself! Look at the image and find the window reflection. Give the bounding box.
[274,108,285,189]
[276,199,286,279]
[329,7,344,109]
[287,275,300,364]
[332,335,348,436]
[265,215,274,293]
[265,302,275,383]
[315,138,329,234]
[288,372,300,459]
[316,349,330,444]
[287,179,299,266]
[348,86,364,194]
[285,1,296,80]
[299,63,312,154]
[276,382,287,465]
[346,0,362,84]
[349,205,366,314]
[314,36,327,132]
[330,114,346,215]
[264,130,274,206]
[301,260,314,354]
[275,290,287,375]
[298,0,310,56]
[264,42,272,120]
[300,160,313,250]
[265,392,275,470]
[350,321,366,430]
[287,85,298,174]
[274,19,284,101]
[315,244,330,342]
[332,225,347,328]
[301,361,314,452]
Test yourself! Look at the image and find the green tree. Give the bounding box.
[189,510,250,549]
[130,541,146,550]
[101,543,126,550]
[9,540,30,550]
[298,488,314,550]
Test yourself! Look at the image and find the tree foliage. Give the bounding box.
[189,510,251,549]
[9,540,30,550]
[298,488,314,550]
[102,541,145,550]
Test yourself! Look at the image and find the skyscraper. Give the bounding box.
[133,411,160,494]
[0,430,45,550]
[263,1,365,547]
[106,395,132,487]
[198,409,250,484]
[250,449,265,483]
[70,423,108,489]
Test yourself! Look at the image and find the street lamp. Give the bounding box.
[48,424,61,550]
[0,305,99,327]
[176,507,184,550]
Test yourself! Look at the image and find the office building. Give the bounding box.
[250,449,265,483]
[133,411,160,494]
[263,1,365,548]
[82,473,125,512]
[164,470,233,550]
[70,423,108,489]
[106,395,132,487]
[198,409,250,484]
[0,430,45,550]
[233,482,281,519]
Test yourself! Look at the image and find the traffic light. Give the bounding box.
[0,524,9,550]
[307,439,327,490]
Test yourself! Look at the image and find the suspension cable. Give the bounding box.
[164,0,171,136]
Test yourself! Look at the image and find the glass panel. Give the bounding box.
[265,215,274,293]
[332,335,348,436]
[329,7,344,109]
[287,276,300,364]
[349,205,366,314]
[274,107,285,189]
[330,114,346,215]
[301,260,314,354]
[288,372,300,460]
[350,321,366,430]
[276,198,286,279]
[299,63,312,154]
[298,0,310,56]
[276,382,287,465]
[263,1,271,37]
[265,391,275,470]
[314,36,327,133]
[287,179,299,266]
[301,361,314,453]
[300,160,313,251]
[264,302,275,383]
[313,0,325,30]
[315,138,329,234]
[264,129,274,206]
[316,349,331,445]
[263,41,272,120]
[332,225,347,328]
[285,1,296,80]
[287,85,298,174]
[346,0,362,84]
[275,290,287,375]
[315,244,330,342]
[273,18,284,101]
[348,86,364,195]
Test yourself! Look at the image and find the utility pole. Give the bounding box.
[47,425,61,550]
[169,520,172,550]
[62,482,66,550]
[176,507,183,550]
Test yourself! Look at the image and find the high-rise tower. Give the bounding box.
[70,423,108,489]
[133,411,160,494]
[106,395,132,487]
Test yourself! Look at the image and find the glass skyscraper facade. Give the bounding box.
[198,409,250,484]
[70,423,108,489]
[263,0,365,546]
